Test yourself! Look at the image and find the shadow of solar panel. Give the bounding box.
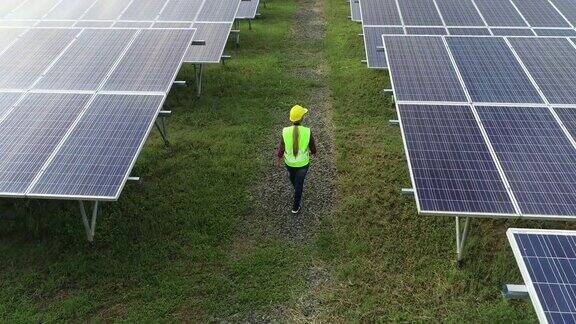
[399,104,514,214]
[447,37,542,104]
[435,0,485,26]
[0,93,90,196]
[120,0,167,21]
[363,26,402,69]
[196,0,240,22]
[44,0,95,20]
[30,94,164,200]
[36,29,136,91]
[184,23,232,63]
[0,28,79,90]
[82,0,132,20]
[159,0,204,21]
[477,106,576,216]
[509,38,576,105]
[511,0,570,28]
[473,0,527,27]
[406,27,446,35]
[551,0,576,26]
[384,36,467,102]
[359,0,401,25]
[398,0,443,26]
[510,230,576,323]
[104,29,195,92]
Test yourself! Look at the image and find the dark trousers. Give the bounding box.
[286,164,309,209]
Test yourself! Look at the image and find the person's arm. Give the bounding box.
[277,137,285,160]
[309,132,317,155]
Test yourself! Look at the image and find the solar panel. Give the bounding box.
[0,92,91,196]
[6,0,61,19]
[448,28,491,36]
[397,0,443,26]
[74,21,114,28]
[555,107,576,142]
[29,94,164,200]
[119,0,168,21]
[406,27,447,35]
[0,20,36,27]
[473,0,528,27]
[104,28,195,92]
[0,28,79,90]
[511,0,570,28]
[490,28,535,36]
[509,37,576,105]
[112,21,154,28]
[363,26,402,69]
[477,106,576,216]
[43,0,96,20]
[434,0,485,26]
[447,37,543,104]
[184,22,233,63]
[533,28,576,36]
[384,35,467,102]
[359,0,401,25]
[196,0,241,22]
[399,104,515,215]
[550,0,576,26]
[0,0,22,17]
[152,22,193,28]
[35,21,76,27]
[82,0,132,20]
[159,0,204,21]
[350,0,362,22]
[508,228,576,323]
[36,29,137,91]
[0,28,26,53]
[0,92,23,119]
[236,0,260,19]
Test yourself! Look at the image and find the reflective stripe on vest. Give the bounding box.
[283,126,311,167]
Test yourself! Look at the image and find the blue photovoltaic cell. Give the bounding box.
[30,94,164,199]
[196,0,240,22]
[399,104,514,214]
[434,0,485,26]
[159,0,204,21]
[551,0,576,26]
[359,0,401,25]
[554,108,576,143]
[473,0,528,27]
[406,27,447,35]
[511,230,576,323]
[36,29,136,91]
[477,106,576,216]
[490,28,535,36]
[448,28,491,36]
[363,26,403,69]
[0,92,22,118]
[0,28,79,90]
[509,38,576,105]
[398,0,443,26]
[384,36,467,102]
[511,0,570,28]
[184,22,232,63]
[0,93,90,195]
[447,37,543,104]
[104,29,195,92]
[534,28,576,36]
[120,0,167,21]
[350,0,361,22]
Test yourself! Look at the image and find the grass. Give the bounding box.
[1,0,574,322]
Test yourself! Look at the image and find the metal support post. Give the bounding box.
[389,119,399,126]
[401,188,414,195]
[233,20,240,47]
[194,63,203,98]
[155,110,171,146]
[455,216,471,267]
[79,200,99,242]
[248,19,252,30]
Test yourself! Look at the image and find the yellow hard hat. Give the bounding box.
[289,105,308,122]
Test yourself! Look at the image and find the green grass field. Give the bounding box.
[1,0,574,322]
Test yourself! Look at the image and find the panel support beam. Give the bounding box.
[232,20,240,47]
[389,119,399,126]
[194,63,203,98]
[401,188,414,195]
[155,110,171,146]
[173,80,187,87]
[502,284,529,299]
[79,200,99,242]
[455,216,471,267]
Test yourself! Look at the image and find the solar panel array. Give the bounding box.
[0,0,242,64]
[0,27,196,200]
[508,228,576,323]
[358,0,576,69]
[237,0,261,20]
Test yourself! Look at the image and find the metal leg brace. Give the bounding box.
[234,20,240,47]
[155,118,169,146]
[455,216,470,267]
[79,201,99,242]
[194,63,203,98]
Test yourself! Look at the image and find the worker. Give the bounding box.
[277,105,317,214]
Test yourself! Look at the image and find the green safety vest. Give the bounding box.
[283,126,311,167]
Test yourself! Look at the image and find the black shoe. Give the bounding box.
[291,203,301,214]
